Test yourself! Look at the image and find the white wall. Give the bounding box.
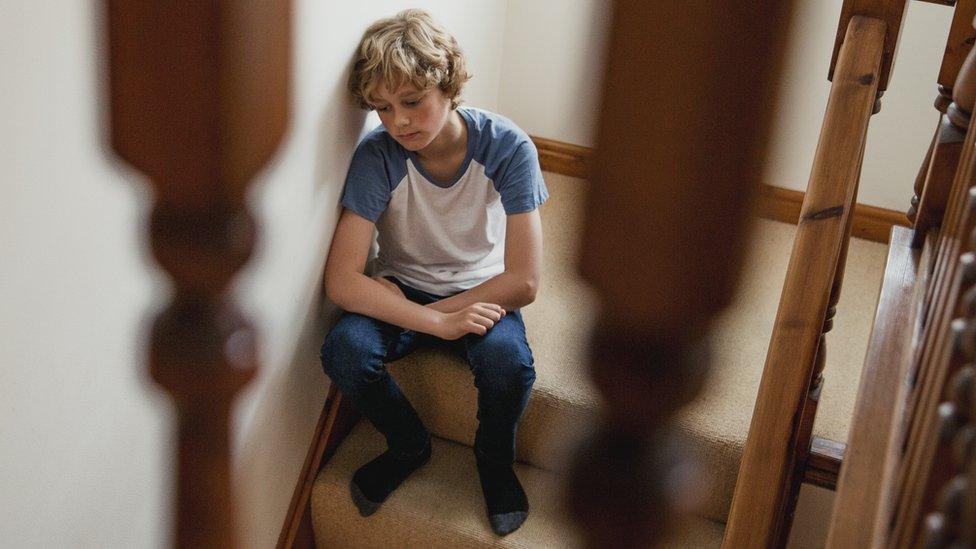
[765,0,953,210]
[498,0,611,148]
[496,1,954,211]
[0,2,506,548]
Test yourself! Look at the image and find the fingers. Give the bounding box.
[466,321,488,336]
[474,303,506,318]
[464,303,508,336]
[473,306,503,323]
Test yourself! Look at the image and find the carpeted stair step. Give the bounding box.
[311,421,726,548]
[374,173,888,522]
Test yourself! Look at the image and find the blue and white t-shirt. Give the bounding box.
[340,106,549,295]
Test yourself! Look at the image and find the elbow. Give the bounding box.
[521,275,539,306]
[323,271,347,308]
[324,279,341,307]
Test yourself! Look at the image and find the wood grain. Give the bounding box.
[826,226,921,547]
[723,16,885,547]
[938,0,976,88]
[829,0,909,95]
[887,30,976,546]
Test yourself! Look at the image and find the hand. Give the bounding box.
[372,276,406,300]
[434,303,506,340]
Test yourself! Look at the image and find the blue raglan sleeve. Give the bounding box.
[495,140,549,215]
[340,140,393,223]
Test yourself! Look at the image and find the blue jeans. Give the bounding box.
[320,276,537,465]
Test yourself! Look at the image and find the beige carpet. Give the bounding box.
[312,422,726,548]
[312,171,888,543]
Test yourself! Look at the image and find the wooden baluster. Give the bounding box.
[913,0,976,244]
[962,380,976,547]
[908,86,953,225]
[909,51,976,419]
[565,2,793,547]
[907,217,976,547]
[910,0,976,225]
[106,3,291,547]
[889,181,976,546]
[915,279,976,546]
[891,35,976,536]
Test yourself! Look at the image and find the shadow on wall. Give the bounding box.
[314,53,371,198]
[233,54,371,549]
[235,295,341,549]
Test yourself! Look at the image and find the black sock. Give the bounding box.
[349,438,431,517]
[474,451,529,536]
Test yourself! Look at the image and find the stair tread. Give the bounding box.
[311,422,725,548]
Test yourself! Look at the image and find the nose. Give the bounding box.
[394,109,409,128]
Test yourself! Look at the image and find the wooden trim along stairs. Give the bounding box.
[534,135,910,244]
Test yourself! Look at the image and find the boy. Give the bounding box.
[320,8,547,537]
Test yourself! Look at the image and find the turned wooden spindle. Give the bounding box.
[910,0,976,237]
[899,43,976,486]
[901,28,976,455]
[889,187,976,547]
[912,69,976,245]
[918,333,976,547]
[910,219,976,548]
[107,3,291,547]
[909,86,953,223]
[566,2,793,547]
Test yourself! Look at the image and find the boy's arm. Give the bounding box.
[325,209,446,336]
[427,209,543,313]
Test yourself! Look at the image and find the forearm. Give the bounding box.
[327,271,444,336]
[427,271,536,314]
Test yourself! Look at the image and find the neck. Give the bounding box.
[417,110,465,161]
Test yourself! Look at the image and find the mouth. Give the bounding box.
[399,131,421,140]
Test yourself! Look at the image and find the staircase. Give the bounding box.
[309,171,888,547]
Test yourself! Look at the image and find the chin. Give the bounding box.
[402,137,433,151]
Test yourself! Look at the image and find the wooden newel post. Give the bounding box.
[566,2,793,547]
[106,3,291,547]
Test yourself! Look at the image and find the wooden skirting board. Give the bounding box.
[532,135,910,244]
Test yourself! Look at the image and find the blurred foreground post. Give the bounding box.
[106,3,290,547]
[568,2,794,547]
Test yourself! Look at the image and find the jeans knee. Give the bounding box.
[319,319,384,384]
[473,355,536,395]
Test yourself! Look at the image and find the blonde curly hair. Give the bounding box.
[349,9,472,110]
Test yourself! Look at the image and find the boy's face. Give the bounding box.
[369,80,453,153]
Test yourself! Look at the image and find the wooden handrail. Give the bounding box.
[829,1,908,95]
[826,227,925,547]
[107,3,291,547]
[722,16,886,547]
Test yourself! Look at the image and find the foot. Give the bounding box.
[349,439,432,517]
[474,451,529,536]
